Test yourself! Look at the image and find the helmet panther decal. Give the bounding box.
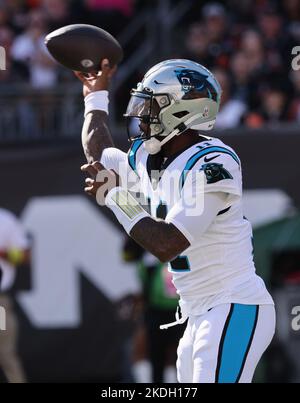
[174,69,218,101]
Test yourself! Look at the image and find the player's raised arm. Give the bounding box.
[81,161,226,263]
[74,59,117,163]
[45,24,122,164]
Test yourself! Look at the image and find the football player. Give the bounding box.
[75,59,275,383]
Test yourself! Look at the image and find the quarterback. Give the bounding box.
[75,59,275,383]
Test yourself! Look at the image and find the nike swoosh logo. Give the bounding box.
[204,154,220,163]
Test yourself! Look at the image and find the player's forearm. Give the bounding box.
[130,217,190,263]
[104,187,190,263]
[82,110,114,163]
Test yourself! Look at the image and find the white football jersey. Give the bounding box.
[101,136,274,316]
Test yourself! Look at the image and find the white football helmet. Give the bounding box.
[124,59,222,154]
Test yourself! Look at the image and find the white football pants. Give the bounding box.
[177,303,276,383]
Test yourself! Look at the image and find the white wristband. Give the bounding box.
[105,187,150,234]
[84,90,109,117]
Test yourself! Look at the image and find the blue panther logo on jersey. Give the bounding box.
[174,69,218,101]
[200,163,233,184]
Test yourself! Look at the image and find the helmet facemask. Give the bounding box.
[124,88,170,142]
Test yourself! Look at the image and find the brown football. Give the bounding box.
[45,24,123,72]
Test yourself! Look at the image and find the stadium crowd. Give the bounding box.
[0,0,300,129]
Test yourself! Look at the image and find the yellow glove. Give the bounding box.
[6,248,24,266]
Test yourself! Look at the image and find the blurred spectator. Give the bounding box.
[283,0,300,22]
[1,1,29,34]
[213,68,247,129]
[0,24,14,54]
[239,29,270,110]
[241,30,266,77]
[0,207,31,383]
[10,8,57,88]
[283,0,300,41]
[244,78,292,128]
[0,26,27,84]
[203,2,227,43]
[42,0,73,32]
[257,5,295,74]
[288,70,300,122]
[230,51,251,102]
[202,2,232,69]
[227,0,255,24]
[0,25,31,84]
[183,23,214,68]
[83,0,134,37]
[0,3,9,28]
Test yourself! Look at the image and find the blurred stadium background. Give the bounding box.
[0,0,300,383]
